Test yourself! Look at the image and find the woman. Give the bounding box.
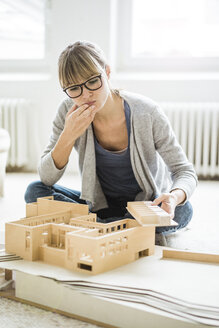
[25,40,197,237]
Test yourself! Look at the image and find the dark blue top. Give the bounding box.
[94,101,142,201]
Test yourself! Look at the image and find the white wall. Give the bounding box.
[0,0,219,172]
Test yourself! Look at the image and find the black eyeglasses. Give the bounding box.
[63,74,102,98]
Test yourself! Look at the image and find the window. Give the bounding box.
[0,0,50,70]
[116,0,219,71]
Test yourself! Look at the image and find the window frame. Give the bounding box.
[0,0,51,73]
[116,0,219,73]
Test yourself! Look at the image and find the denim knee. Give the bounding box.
[24,181,49,203]
[174,201,193,229]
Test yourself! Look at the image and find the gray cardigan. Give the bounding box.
[39,91,197,211]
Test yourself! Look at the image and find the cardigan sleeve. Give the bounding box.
[38,99,71,186]
[151,106,198,204]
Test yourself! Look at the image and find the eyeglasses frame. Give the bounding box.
[63,74,102,99]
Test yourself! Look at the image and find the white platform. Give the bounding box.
[1,247,219,328]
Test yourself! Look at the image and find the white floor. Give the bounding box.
[164,180,219,252]
[0,172,219,252]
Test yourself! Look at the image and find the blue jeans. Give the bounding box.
[24,181,193,235]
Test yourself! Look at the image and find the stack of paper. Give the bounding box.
[0,249,22,262]
[62,280,219,326]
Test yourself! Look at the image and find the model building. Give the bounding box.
[5,197,175,274]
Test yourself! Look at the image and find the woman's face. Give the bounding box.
[72,69,111,112]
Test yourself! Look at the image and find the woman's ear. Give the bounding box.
[105,65,111,79]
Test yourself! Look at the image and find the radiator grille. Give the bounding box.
[161,103,219,178]
[0,98,28,168]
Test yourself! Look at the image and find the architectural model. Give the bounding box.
[5,197,176,274]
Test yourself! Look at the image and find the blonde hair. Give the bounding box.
[58,40,120,96]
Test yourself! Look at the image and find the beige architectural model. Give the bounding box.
[5,197,176,274]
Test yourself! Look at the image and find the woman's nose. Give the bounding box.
[81,86,93,99]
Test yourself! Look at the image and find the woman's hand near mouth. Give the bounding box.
[64,102,98,141]
[51,103,98,169]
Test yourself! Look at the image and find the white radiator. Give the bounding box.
[0,98,28,168]
[161,103,219,178]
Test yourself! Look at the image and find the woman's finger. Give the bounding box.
[67,104,90,119]
[161,202,175,219]
[66,103,78,116]
[152,194,167,206]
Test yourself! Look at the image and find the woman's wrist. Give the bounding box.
[52,131,75,169]
[62,128,76,147]
[170,189,186,205]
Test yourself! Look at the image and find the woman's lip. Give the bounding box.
[85,101,96,106]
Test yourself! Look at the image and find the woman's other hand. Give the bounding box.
[152,189,186,219]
